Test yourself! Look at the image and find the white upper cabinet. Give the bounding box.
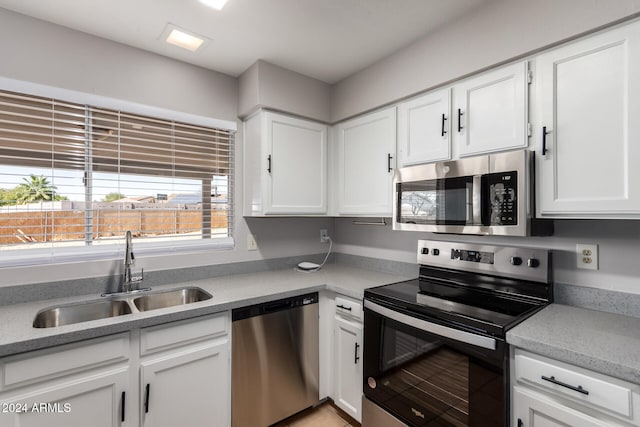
[454,61,529,157]
[397,88,451,166]
[335,107,396,216]
[536,21,640,217]
[243,111,328,216]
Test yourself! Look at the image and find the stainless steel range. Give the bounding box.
[362,240,552,427]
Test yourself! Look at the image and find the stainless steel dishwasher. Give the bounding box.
[232,292,319,427]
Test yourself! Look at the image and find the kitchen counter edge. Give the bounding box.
[0,264,410,357]
[507,303,640,384]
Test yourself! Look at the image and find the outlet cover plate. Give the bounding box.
[576,244,598,270]
[247,234,258,251]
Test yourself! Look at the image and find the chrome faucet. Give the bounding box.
[121,230,147,293]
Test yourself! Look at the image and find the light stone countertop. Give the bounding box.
[0,264,413,357]
[507,303,640,384]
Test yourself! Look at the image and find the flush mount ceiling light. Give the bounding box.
[199,0,228,10]
[160,23,210,52]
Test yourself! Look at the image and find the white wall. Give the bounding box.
[331,0,640,121]
[0,8,333,287]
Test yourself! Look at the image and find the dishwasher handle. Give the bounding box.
[264,300,292,313]
[232,292,319,321]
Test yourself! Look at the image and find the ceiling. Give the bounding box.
[0,0,493,84]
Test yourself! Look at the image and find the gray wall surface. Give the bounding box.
[331,0,640,121]
[0,9,238,122]
[2,4,640,292]
[333,219,640,293]
[0,8,334,287]
[238,60,331,122]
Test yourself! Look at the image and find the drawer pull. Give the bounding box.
[541,375,589,395]
[336,304,352,311]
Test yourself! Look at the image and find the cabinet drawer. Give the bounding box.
[515,350,636,419]
[335,296,362,321]
[140,312,229,356]
[1,333,129,390]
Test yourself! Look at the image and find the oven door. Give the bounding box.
[363,300,508,427]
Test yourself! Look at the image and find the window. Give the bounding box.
[0,89,234,264]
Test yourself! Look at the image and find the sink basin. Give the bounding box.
[133,287,212,312]
[33,299,133,328]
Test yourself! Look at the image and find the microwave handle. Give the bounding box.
[472,175,482,225]
[364,300,497,351]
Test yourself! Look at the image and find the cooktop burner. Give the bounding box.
[364,240,552,338]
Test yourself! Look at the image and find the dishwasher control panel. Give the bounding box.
[232,292,318,321]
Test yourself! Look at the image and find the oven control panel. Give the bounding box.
[451,249,495,264]
[417,239,549,283]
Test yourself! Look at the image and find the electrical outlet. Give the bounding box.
[320,229,329,243]
[576,244,598,270]
[247,234,258,251]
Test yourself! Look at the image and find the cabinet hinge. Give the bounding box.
[527,69,533,84]
[527,123,532,137]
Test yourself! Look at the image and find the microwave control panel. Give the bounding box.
[483,171,517,225]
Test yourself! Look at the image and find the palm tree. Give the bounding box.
[16,175,57,204]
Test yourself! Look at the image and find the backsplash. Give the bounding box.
[333,218,640,294]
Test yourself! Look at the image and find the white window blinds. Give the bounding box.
[0,89,234,257]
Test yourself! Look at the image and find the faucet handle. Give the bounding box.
[131,268,144,283]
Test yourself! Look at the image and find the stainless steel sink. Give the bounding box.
[133,287,212,312]
[32,287,212,328]
[33,299,133,328]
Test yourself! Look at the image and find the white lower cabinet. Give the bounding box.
[0,367,130,427]
[514,386,612,427]
[0,333,131,427]
[140,341,229,427]
[332,296,363,422]
[0,313,231,427]
[512,349,640,427]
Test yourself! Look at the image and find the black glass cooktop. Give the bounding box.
[365,269,549,338]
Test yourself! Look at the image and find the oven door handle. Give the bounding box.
[364,300,497,350]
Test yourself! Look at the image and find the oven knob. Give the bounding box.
[510,256,523,266]
[432,248,440,256]
[421,247,429,255]
[367,377,377,389]
[452,250,460,259]
[527,258,540,268]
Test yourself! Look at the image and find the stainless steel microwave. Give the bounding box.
[392,150,552,236]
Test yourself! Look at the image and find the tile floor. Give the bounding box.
[274,403,358,427]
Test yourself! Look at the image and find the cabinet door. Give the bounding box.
[333,315,363,422]
[336,107,396,215]
[264,112,328,214]
[454,62,528,157]
[397,89,451,166]
[0,367,130,427]
[140,340,230,427]
[513,386,611,427]
[536,22,640,217]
